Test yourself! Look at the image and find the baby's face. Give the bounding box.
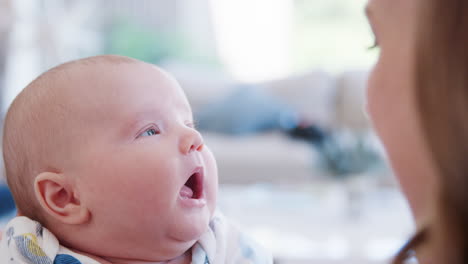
[66,63,218,259]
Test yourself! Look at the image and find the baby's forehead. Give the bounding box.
[59,62,176,99]
[74,62,175,90]
[60,61,190,117]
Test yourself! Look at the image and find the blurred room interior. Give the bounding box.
[0,0,414,263]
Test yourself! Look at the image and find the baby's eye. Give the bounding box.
[138,127,160,138]
[186,121,197,129]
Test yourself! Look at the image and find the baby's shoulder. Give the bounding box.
[0,216,99,264]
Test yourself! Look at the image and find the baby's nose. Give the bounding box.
[179,128,204,154]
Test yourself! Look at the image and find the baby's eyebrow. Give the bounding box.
[183,107,194,120]
[120,110,156,137]
[174,101,194,121]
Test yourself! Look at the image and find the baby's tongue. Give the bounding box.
[180,185,194,199]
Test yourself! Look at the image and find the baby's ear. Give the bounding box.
[34,172,89,225]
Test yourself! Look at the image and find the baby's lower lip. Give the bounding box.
[178,193,207,208]
[179,185,206,208]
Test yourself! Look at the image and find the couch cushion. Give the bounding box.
[204,132,322,183]
[260,71,336,127]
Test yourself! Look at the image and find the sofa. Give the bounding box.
[163,62,374,184]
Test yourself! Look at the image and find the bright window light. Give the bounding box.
[210,0,293,82]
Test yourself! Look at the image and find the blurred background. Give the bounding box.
[0,0,413,263]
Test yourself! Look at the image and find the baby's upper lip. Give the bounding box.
[190,166,203,178]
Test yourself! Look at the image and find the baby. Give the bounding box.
[0,55,272,264]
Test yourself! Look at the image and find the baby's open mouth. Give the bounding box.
[180,171,203,199]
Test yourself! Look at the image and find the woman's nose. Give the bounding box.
[179,127,204,154]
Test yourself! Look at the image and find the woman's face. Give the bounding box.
[366,0,437,222]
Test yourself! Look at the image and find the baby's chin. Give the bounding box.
[169,210,212,242]
[64,230,200,263]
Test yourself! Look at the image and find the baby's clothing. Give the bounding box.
[0,212,272,264]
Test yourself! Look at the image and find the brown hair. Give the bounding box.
[395,0,468,263]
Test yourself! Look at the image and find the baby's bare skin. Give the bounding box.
[2,56,218,263]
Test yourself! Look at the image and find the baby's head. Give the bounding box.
[2,55,218,261]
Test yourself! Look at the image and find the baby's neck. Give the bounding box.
[72,248,192,264]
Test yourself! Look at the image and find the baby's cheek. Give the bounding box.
[202,146,218,210]
[202,146,218,176]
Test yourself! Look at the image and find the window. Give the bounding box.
[210,0,376,81]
